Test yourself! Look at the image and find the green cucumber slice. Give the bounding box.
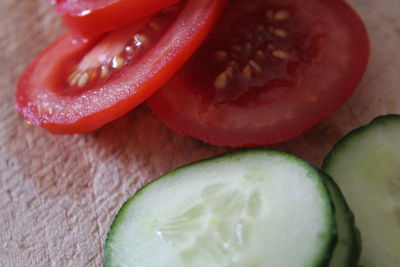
[323,115,400,267]
[325,175,361,267]
[104,150,336,267]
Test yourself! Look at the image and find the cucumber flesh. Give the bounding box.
[105,150,336,267]
[324,115,400,267]
[325,175,361,267]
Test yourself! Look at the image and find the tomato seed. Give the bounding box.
[100,65,109,79]
[111,56,125,69]
[125,46,135,54]
[134,34,148,45]
[272,50,288,59]
[255,50,266,60]
[77,72,89,88]
[89,69,98,82]
[274,29,288,38]
[214,71,230,89]
[249,60,263,74]
[69,72,81,86]
[242,65,252,79]
[275,10,290,21]
[225,66,234,78]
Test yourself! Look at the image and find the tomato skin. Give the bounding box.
[53,0,181,38]
[16,0,227,134]
[148,0,370,147]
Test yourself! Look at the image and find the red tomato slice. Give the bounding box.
[16,0,227,134]
[148,0,370,147]
[52,0,181,38]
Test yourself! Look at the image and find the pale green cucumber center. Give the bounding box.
[106,152,333,267]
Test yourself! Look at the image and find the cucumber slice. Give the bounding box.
[323,115,400,267]
[324,175,361,267]
[104,150,336,267]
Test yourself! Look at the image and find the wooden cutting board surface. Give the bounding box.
[1,0,399,266]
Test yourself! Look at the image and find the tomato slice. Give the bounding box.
[148,0,370,147]
[16,0,227,134]
[52,0,181,38]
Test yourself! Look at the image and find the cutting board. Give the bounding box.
[1,0,399,266]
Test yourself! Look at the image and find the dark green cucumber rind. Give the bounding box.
[322,114,400,170]
[323,174,361,267]
[104,149,337,267]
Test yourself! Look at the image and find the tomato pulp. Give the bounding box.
[16,0,227,134]
[148,0,370,147]
[52,0,181,38]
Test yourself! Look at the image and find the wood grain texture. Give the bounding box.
[0,0,399,266]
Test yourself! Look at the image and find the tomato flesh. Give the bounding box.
[52,0,181,38]
[148,0,370,147]
[16,0,227,134]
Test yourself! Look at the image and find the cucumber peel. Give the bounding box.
[325,175,361,267]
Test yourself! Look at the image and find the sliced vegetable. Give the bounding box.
[148,0,370,147]
[16,0,227,134]
[51,0,180,38]
[323,115,400,267]
[325,175,361,267]
[104,150,336,267]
